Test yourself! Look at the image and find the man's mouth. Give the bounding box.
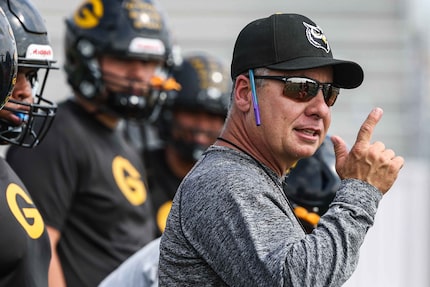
[296,128,319,137]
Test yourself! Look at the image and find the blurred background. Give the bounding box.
[10,0,430,286]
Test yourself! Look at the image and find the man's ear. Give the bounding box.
[234,75,252,112]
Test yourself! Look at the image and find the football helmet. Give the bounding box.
[283,136,340,233]
[64,0,179,120]
[0,7,17,111]
[158,52,231,161]
[0,0,57,148]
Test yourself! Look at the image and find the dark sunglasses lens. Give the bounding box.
[324,86,340,106]
[283,78,340,107]
[283,81,318,102]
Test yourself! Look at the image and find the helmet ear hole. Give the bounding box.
[79,80,98,99]
[73,39,101,100]
[76,39,96,58]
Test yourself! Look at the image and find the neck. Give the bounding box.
[216,132,292,177]
[75,95,120,129]
[95,113,120,130]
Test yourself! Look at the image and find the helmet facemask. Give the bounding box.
[102,63,173,120]
[0,60,57,148]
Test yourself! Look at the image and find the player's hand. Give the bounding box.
[331,108,404,194]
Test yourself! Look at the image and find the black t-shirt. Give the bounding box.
[0,158,51,287]
[146,148,182,235]
[7,99,157,287]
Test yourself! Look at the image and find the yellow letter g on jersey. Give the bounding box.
[6,183,45,239]
[112,156,147,206]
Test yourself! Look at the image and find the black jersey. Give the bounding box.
[146,148,182,235]
[7,99,157,287]
[0,158,51,287]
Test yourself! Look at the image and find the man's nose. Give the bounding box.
[127,61,159,82]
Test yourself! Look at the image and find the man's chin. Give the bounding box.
[297,145,319,159]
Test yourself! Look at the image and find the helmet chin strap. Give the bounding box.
[0,117,41,148]
[0,118,22,142]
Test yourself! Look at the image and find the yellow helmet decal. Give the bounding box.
[74,0,104,29]
[125,0,162,30]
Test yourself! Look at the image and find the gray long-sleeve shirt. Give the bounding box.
[159,146,382,286]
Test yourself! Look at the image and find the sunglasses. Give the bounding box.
[251,75,340,107]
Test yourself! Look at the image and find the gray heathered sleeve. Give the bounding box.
[99,237,160,287]
[159,148,383,287]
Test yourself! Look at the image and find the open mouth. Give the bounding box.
[296,128,320,137]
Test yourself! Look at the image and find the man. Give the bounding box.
[98,52,230,287]
[0,0,58,285]
[7,0,178,286]
[158,13,403,286]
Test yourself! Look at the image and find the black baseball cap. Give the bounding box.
[231,13,364,89]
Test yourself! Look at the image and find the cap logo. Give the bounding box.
[303,22,330,53]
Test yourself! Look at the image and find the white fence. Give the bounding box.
[344,159,430,287]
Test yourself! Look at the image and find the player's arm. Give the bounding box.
[47,226,67,287]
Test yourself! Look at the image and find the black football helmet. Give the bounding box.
[158,52,231,162]
[0,0,57,148]
[283,136,340,233]
[0,7,17,111]
[64,0,179,120]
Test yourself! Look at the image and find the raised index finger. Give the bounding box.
[355,107,383,145]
